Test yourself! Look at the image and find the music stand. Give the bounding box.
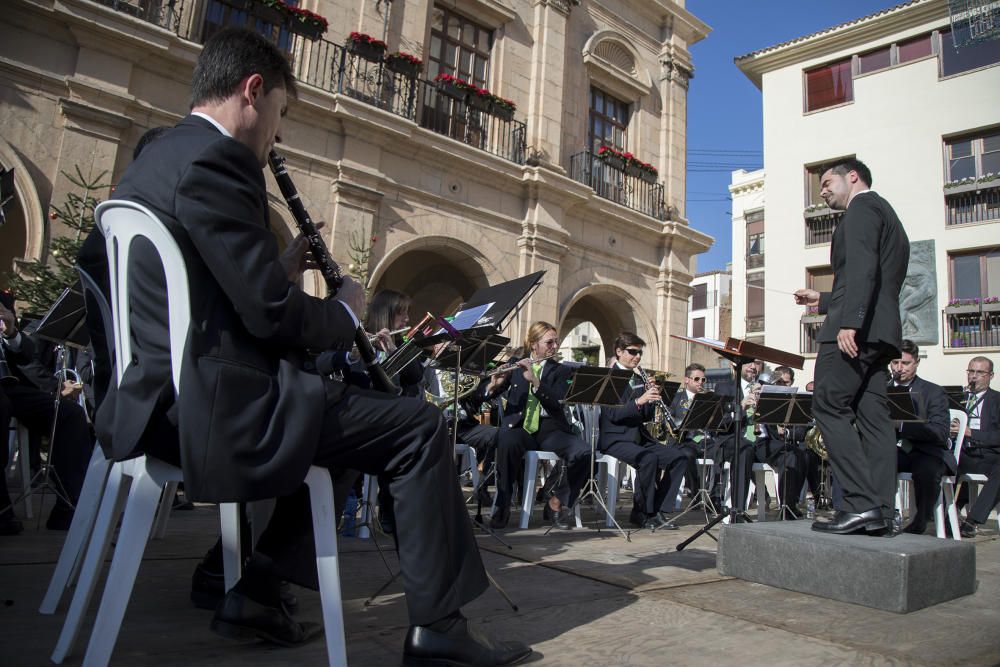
[941,385,968,413]
[754,387,812,520]
[672,335,805,552]
[556,365,632,540]
[3,286,90,526]
[887,388,924,424]
[661,392,727,529]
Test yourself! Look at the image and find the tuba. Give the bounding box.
[804,425,827,461]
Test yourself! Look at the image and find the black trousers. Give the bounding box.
[957,447,1000,525]
[601,439,692,516]
[0,384,92,509]
[251,384,487,627]
[813,342,897,518]
[897,448,947,530]
[494,418,589,511]
[755,439,807,510]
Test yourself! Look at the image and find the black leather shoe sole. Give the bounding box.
[402,652,532,667]
[210,616,321,647]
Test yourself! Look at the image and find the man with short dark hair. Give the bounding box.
[78,28,529,666]
[957,356,999,537]
[795,158,909,536]
[889,340,953,535]
[598,332,692,529]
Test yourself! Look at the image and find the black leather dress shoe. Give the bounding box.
[811,508,888,535]
[403,617,532,667]
[654,513,679,530]
[960,520,979,538]
[192,564,299,614]
[629,509,646,529]
[550,507,573,530]
[489,509,509,530]
[210,590,320,647]
[903,520,927,535]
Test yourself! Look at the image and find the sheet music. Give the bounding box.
[695,336,727,348]
[760,385,797,395]
[434,303,493,335]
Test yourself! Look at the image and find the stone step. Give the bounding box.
[716,520,976,613]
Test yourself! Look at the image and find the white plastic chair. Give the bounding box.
[750,462,776,521]
[955,409,998,531]
[519,450,583,529]
[53,200,347,666]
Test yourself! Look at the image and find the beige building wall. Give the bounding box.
[0,0,712,373]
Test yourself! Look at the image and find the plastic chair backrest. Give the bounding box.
[949,409,968,466]
[94,200,190,393]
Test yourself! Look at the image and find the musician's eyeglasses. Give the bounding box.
[624,348,643,356]
[690,377,706,383]
[967,369,992,376]
[540,338,559,347]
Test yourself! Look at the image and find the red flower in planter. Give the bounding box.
[386,51,423,67]
[288,5,328,32]
[348,32,387,49]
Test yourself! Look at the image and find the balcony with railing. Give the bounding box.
[944,181,1000,226]
[800,316,825,354]
[942,305,1000,349]
[747,252,765,269]
[745,315,765,333]
[90,0,527,164]
[804,207,842,245]
[568,151,670,221]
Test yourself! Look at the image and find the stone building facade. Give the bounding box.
[0,0,711,372]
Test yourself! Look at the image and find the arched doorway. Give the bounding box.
[560,286,649,367]
[370,241,492,323]
[0,139,45,291]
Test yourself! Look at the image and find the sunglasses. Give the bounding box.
[690,377,706,383]
[624,348,643,356]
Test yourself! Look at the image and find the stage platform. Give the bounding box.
[2,496,999,666]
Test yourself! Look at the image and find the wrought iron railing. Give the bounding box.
[800,317,824,354]
[943,308,1000,348]
[746,315,765,333]
[945,185,1000,226]
[804,210,841,245]
[569,151,669,221]
[88,0,527,164]
[747,253,765,269]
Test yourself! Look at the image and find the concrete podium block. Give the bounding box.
[717,521,976,613]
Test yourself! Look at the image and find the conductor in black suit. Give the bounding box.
[597,332,691,529]
[889,340,954,535]
[794,158,909,536]
[76,29,528,667]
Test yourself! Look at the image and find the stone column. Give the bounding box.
[330,178,384,296]
[526,0,573,170]
[659,45,693,221]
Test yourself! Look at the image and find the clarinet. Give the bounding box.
[267,150,397,394]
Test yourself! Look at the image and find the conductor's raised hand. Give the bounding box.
[793,288,820,307]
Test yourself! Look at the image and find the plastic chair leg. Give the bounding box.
[605,461,620,528]
[304,467,348,667]
[151,480,178,539]
[358,474,377,539]
[520,453,539,530]
[40,446,111,614]
[220,503,243,592]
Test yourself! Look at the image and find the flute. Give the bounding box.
[483,352,560,377]
[267,150,397,394]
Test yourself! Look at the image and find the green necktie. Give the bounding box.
[523,362,543,434]
[744,407,758,443]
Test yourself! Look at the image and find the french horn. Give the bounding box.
[426,369,480,407]
[804,425,827,461]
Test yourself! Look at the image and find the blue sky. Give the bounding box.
[685,0,904,272]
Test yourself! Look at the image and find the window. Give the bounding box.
[898,34,932,63]
[692,317,706,339]
[202,0,295,51]
[747,273,764,331]
[427,6,493,88]
[940,28,1000,77]
[808,266,835,294]
[691,283,708,311]
[804,58,853,112]
[747,233,764,257]
[589,88,629,151]
[951,250,1000,300]
[858,46,891,74]
[946,129,1000,182]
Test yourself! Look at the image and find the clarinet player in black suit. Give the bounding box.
[957,356,1000,537]
[794,158,909,536]
[488,321,589,531]
[76,29,529,667]
[597,332,691,529]
[889,340,954,535]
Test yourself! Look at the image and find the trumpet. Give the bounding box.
[483,352,561,378]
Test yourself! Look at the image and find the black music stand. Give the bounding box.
[662,392,727,529]
[4,286,89,526]
[887,388,923,423]
[753,387,812,520]
[555,365,632,539]
[941,385,968,413]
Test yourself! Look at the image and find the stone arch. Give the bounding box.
[0,136,45,282]
[581,30,652,100]
[369,236,497,320]
[559,283,657,363]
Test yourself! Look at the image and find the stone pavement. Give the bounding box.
[1,499,999,667]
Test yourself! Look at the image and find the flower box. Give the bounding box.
[625,163,643,179]
[252,2,287,26]
[289,20,323,40]
[945,304,981,315]
[386,57,421,78]
[981,301,1000,313]
[600,154,626,171]
[637,169,657,184]
[491,104,514,121]
[944,181,983,196]
[436,79,468,102]
[350,40,386,62]
[467,92,492,112]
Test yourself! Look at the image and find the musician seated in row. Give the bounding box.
[957,356,999,538]
[670,363,723,510]
[597,332,691,529]
[0,292,93,535]
[889,340,954,535]
[76,29,529,666]
[488,321,589,530]
[712,361,760,511]
[752,365,809,519]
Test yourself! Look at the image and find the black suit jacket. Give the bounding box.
[598,379,655,451]
[816,192,909,355]
[968,387,1000,449]
[895,376,956,472]
[77,115,357,502]
[500,359,573,434]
